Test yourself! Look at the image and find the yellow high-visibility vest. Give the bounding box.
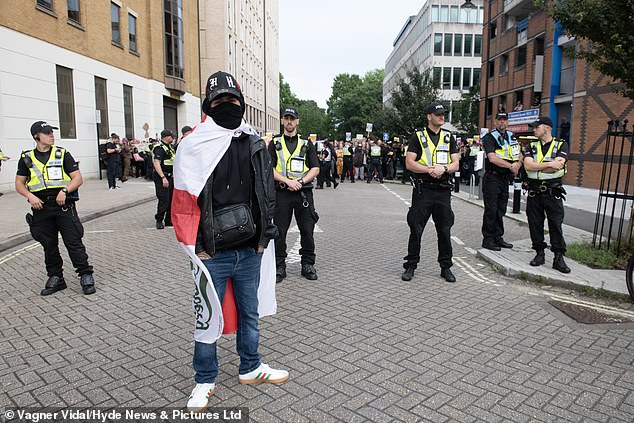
[526,139,567,180]
[23,146,71,192]
[415,128,453,166]
[274,136,309,179]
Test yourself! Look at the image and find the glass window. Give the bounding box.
[431,5,439,22]
[433,67,442,88]
[460,7,468,23]
[164,0,184,78]
[464,34,473,56]
[123,85,134,139]
[516,45,527,67]
[454,34,463,56]
[434,33,443,55]
[37,0,52,9]
[450,6,459,22]
[443,67,451,90]
[453,68,461,90]
[463,68,472,89]
[473,68,481,87]
[488,60,495,78]
[478,7,484,23]
[56,65,76,139]
[129,14,137,52]
[474,34,482,56]
[490,22,497,39]
[94,77,109,139]
[111,2,120,43]
[468,7,477,23]
[440,5,449,22]
[67,0,80,23]
[501,54,509,74]
[444,33,452,56]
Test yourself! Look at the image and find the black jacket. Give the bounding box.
[196,134,278,257]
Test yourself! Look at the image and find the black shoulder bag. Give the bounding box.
[212,190,256,250]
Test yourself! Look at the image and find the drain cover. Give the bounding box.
[549,300,634,324]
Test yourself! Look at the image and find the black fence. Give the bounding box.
[592,120,634,252]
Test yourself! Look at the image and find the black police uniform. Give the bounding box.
[17,148,94,284]
[105,140,121,188]
[153,141,176,226]
[268,134,320,275]
[524,138,569,258]
[366,143,383,183]
[481,128,520,249]
[341,145,355,182]
[403,127,458,275]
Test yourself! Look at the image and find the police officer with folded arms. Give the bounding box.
[481,111,522,251]
[269,108,320,283]
[15,121,96,295]
[523,117,570,273]
[366,140,383,183]
[153,129,176,229]
[402,102,460,283]
[340,140,355,183]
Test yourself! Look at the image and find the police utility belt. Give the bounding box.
[527,180,566,200]
[411,176,453,192]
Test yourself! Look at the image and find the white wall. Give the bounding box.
[0,27,200,193]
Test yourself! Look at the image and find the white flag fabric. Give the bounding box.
[172,115,277,344]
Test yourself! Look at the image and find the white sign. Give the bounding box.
[356,134,364,140]
[508,108,540,126]
[95,110,101,124]
[366,123,373,133]
[309,134,317,141]
[474,151,485,171]
[345,132,352,141]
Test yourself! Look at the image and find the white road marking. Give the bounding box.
[528,292,634,319]
[287,236,302,264]
[451,236,465,245]
[454,256,504,287]
[465,247,477,255]
[381,184,411,206]
[0,242,40,265]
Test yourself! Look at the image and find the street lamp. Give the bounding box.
[461,0,478,9]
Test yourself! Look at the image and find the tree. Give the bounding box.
[539,0,634,99]
[383,67,440,136]
[279,73,299,110]
[452,84,480,136]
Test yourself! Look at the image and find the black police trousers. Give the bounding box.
[526,191,566,253]
[341,158,354,181]
[317,161,336,188]
[274,189,317,268]
[481,171,510,245]
[154,175,174,224]
[367,159,383,182]
[28,203,93,277]
[404,186,454,270]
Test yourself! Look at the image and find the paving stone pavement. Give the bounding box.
[1,182,633,422]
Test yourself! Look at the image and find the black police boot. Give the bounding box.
[156,220,164,229]
[530,250,545,266]
[401,268,415,281]
[553,253,571,274]
[497,239,514,249]
[482,241,501,251]
[80,273,96,295]
[333,181,339,189]
[441,268,456,283]
[275,267,286,284]
[164,220,173,227]
[301,264,318,280]
[41,276,67,296]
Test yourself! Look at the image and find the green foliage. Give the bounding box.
[566,242,633,270]
[539,0,634,99]
[382,67,440,136]
[452,84,481,136]
[279,73,329,137]
[279,73,299,110]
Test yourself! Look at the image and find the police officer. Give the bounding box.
[15,121,96,296]
[481,112,522,250]
[153,129,176,229]
[366,140,383,183]
[340,140,355,183]
[523,117,571,273]
[402,102,460,283]
[269,108,321,283]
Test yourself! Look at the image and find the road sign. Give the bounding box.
[383,132,389,141]
[366,123,373,133]
[345,132,352,141]
[95,110,101,124]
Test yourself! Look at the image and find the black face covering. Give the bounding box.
[209,102,244,130]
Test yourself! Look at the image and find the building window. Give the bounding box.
[473,68,481,87]
[450,6,459,22]
[463,68,472,89]
[431,5,439,22]
[478,7,484,23]
[94,77,109,139]
[500,54,509,74]
[123,85,134,139]
[129,14,137,52]
[434,33,443,55]
[490,21,497,39]
[442,67,451,90]
[453,68,461,90]
[499,95,507,113]
[460,7,468,23]
[464,34,473,56]
[165,0,184,79]
[56,65,76,139]
[440,5,449,22]
[468,7,477,23]
[37,0,53,10]
[454,34,463,56]
[444,33,453,56]
[486,98,493,116]
[516,45,527,67]
[433,67,442,88]
[67,0,80,23]
[111,2,121,44]
[488,60,495,78]
[535,37,545,56]
[474,34,482,56]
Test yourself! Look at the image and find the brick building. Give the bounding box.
[480,0,634,188]
[0,0,201,192]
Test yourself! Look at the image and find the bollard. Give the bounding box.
[477,170,484,200]
[512,176,522,213]
[454,171,460,193]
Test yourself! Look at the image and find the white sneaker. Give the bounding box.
[239,363,289,385]
[186,383,216,411]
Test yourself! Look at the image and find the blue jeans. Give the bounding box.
[193,247,263,383]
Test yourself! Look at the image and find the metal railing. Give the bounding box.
[592,120,634,253]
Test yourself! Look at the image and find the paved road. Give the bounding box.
[1,182,633,422]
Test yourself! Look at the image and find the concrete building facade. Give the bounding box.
[0,0,202,192]
[480,0,634,188]
[383,0,484,125]
[199,0,280,135]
